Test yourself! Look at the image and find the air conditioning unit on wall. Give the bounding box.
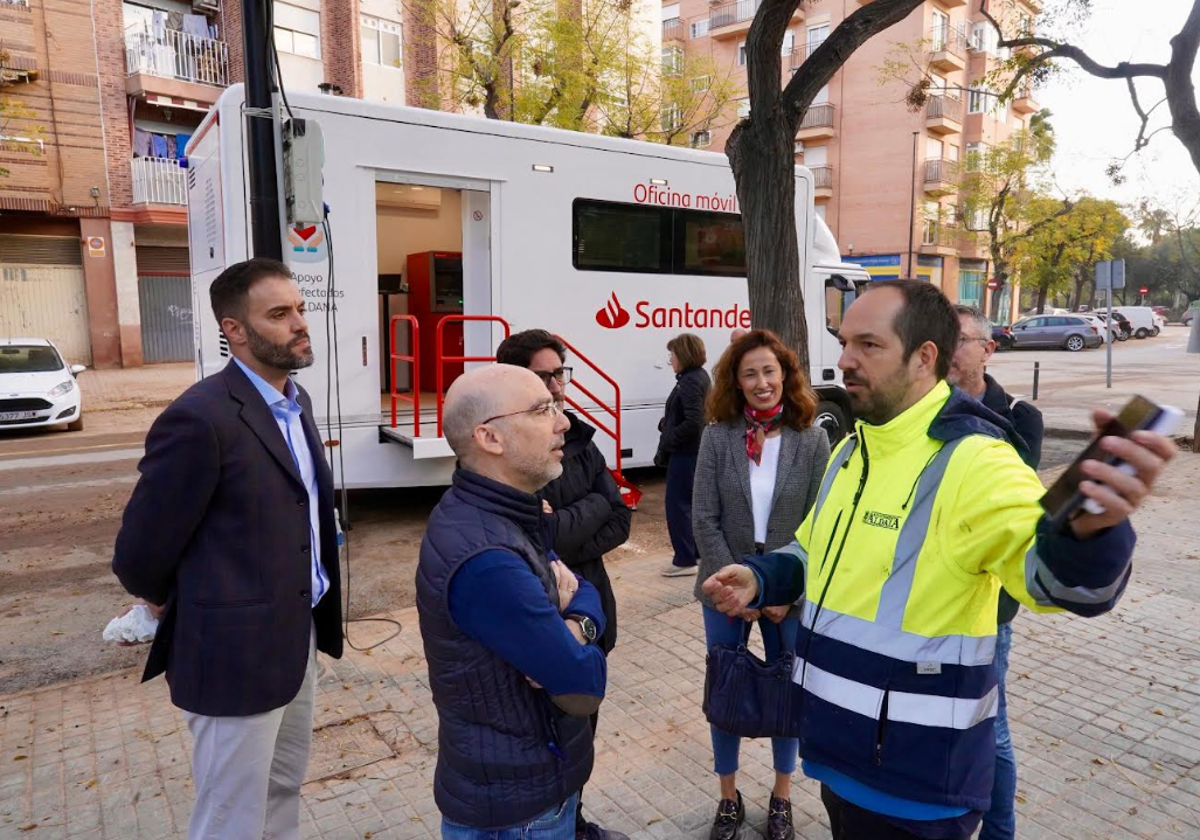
[193,0,220,14]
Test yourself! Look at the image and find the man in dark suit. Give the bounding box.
[113,257,342,840]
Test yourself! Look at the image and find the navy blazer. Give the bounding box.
[113,361,343,717]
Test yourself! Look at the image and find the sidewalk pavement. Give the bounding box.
[78,364,193,413]
[3,460,1200,840]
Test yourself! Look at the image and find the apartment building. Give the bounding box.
[0,0,409,368]
[661,0,1041,323]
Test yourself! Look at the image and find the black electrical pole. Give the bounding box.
[242,0,283,260]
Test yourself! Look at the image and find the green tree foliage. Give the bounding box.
[1011,196,1128,313]
[407,0,736,144]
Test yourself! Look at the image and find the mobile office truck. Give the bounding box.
[186,85,868,491]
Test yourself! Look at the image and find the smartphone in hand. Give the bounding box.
[1040,396,1183,530]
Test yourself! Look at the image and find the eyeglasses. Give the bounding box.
[957,336,991,348]
[532,367,573,387]
[482,400,562,425]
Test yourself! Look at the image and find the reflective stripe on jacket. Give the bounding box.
[746,381,1135,811]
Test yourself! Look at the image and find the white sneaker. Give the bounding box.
[662,563,698,577]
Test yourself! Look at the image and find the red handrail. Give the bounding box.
[436,315,512,437]
[556,335,641,509]
[556,335,622,472]
[388,315,420,435]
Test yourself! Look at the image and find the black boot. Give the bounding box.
[709,790,744,840]
[767,795,795,840]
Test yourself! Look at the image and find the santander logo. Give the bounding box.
[595,292,631,329]
[595,291,753,331]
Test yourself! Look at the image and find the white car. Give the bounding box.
[1079,314,1111,343]
[0,338,86,432]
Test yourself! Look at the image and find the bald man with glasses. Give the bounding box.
[417,364,610,840]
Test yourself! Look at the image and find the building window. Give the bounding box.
[959,266,986,307]
[274,2,321,58]
[737,98,751,118]
[690,18,709,38]
[737,42,747,66]
[662,45,684,76]
[964,141,983,170]
[690,130,712,148]
[361,15,401,68]
[662,104,683,131]
[781,29,795,57]
[691,75,712,93]
[967,87,990,114]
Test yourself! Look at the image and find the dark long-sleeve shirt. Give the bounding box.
[448,549,607,713]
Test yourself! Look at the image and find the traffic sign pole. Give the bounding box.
[1106,287,1113,389]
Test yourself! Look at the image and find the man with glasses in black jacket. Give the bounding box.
[497,329,632,840]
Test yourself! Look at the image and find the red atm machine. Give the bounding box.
[407,251,464,390]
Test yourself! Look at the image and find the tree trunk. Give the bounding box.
[1036,283,1049,314]
[727,119,810,368]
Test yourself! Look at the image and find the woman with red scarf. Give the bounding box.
[692,330,831,840]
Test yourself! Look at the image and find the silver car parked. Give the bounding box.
[1010,314,1103,352]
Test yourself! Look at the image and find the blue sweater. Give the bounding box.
[449,549,607,702]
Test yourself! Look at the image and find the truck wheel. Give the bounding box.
[1152,326,1161,337]
[1065,335,1085,352]
[814,400,850,444]
[1134,328,1149,339]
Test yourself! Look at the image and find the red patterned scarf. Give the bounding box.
[744,403,784,465]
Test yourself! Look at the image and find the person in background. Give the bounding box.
[112,258,343,840]
[948,305,1045,840]
[730,328,750,343]
[496,329,632,840]
[418,364,608,840]
[656,333,711,577]
[693,330,831,840]
[703,280,1174,840]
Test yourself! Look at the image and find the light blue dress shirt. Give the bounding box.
[233,358,329,607]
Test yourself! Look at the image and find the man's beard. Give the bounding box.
[844,368,911,426]
[245,324,314,371]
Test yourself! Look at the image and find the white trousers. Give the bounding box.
[183,625,317,840]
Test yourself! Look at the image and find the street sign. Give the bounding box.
[1095,259,1126,291]
[1139,286,1149,295]
[986,278,1000,291]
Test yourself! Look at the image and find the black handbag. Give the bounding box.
[702,617,800,739]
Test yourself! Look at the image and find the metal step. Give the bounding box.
[378,424,454,460]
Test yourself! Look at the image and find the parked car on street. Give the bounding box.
[1112,306,1161,339]
[1094,311,1132,341]
[1078,314,1111,344]
[992,323,1015,351]
[0,339,86,432]
[1010,315,1103,352]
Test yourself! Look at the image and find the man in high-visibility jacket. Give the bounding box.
[703,280,1176,840]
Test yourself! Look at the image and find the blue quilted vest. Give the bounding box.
[415,468,595,828]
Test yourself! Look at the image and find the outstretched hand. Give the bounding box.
[701,565,759,617]
[1069,409,1177,539]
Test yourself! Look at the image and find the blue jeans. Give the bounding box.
[441,793,580,840]
[979,622,1016,840]
[665,452,699,566]
[702,605,800,776]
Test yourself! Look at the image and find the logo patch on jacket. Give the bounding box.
[862,510,900,530]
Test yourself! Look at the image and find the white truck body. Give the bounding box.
[186,85,869,489]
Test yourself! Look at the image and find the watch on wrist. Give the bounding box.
[569,614,598,644]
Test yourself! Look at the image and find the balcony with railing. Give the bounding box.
[798,103,836,141]
[131,157,187,206]
[928,23,968,71]
[1013,86,1039,114]
[662,17,684,42]
[789,38,825,71]
[925,93,963,134]
[810,164,833,199]
[923,157,960,195]
[709,0,800,39]
[921,221,960,254]
[125,25,229,104]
